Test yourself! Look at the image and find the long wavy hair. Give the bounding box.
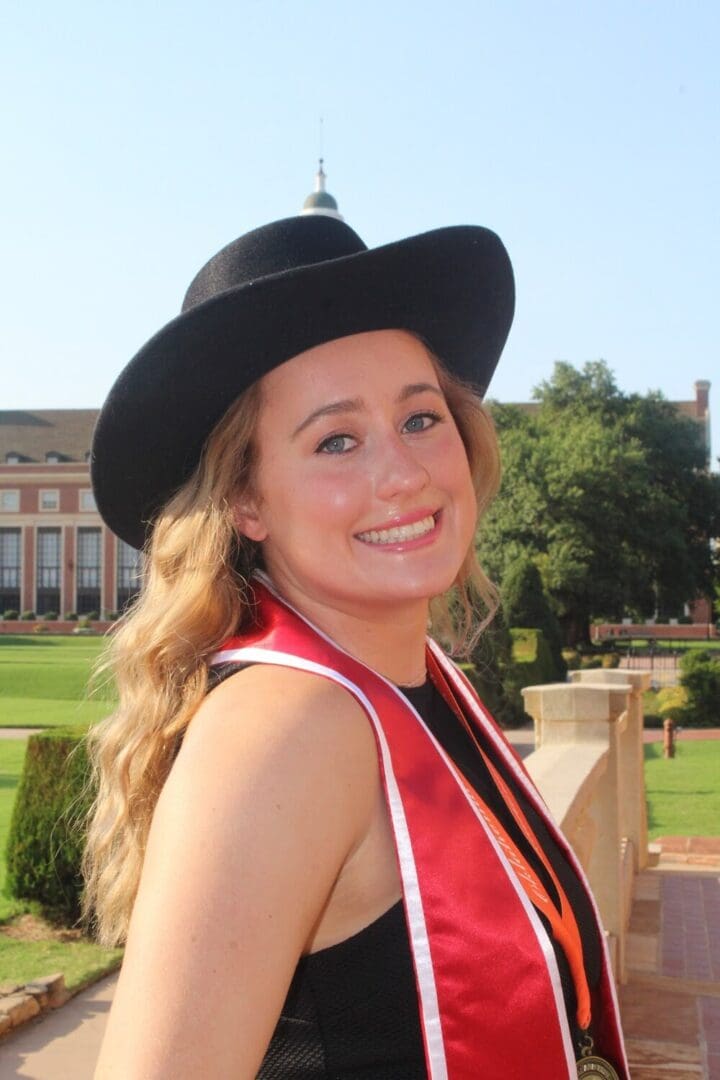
[82,346,501,945]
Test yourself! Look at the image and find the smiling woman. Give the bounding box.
[85,214,628,1079]
[232,332,484,663]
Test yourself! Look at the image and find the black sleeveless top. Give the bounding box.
[209,668,602,1079]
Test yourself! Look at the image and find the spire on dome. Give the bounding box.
[300,158,344,220]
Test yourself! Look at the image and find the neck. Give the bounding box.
[256,572,429,686]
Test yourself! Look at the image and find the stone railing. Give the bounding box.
[521,670,651,983]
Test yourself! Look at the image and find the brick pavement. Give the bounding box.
[620,854,720,1079]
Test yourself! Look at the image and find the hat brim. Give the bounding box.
[91,225,514,549]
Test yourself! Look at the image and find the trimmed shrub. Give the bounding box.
[679,650,720,728]
[509,628,560,689]
[64,611,79,621]
[656,685,689,724]
[465,611,527,728]
[21,610,36,620]
[85,611,99,622]
[5,727,93,922]
[501,557,566,680]
[3,609,19,620]
[43,611,59,621]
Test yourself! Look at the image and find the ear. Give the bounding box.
[232,495,268,543]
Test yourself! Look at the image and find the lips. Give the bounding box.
[355,512,437,546]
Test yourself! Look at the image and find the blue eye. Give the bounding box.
[403,411,441,433]
[316,433,356,454]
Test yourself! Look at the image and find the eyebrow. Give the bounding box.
[291,382,444,439]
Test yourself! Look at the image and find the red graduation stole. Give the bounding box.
[211,578,628,1080]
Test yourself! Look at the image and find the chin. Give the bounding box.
[374,568,461,604]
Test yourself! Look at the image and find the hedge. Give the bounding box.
[5,727,93,922]
[509,628,559,689]
[501,556,567,679]
[679,650,720,728]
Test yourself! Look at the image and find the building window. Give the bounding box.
[116,540,143,612]
[39,489,59,512]
[0,490,20,512]
[0,528,21,613]
[36,527,61,615]
[79,490,97,512]
[76,527,101,615]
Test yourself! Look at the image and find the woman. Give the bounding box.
[87,214,628,1079]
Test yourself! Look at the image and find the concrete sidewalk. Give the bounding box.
[0,974,117,1079]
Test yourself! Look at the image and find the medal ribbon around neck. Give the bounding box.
[426,650,592,1033]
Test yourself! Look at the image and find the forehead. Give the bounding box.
[259,329,439,411]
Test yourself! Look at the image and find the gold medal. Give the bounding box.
[576,1032,621,1079]
[576,1054,621,1079]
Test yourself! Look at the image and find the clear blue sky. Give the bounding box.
[2,0,718,465]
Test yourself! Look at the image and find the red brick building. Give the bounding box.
[0,380,712,621]
[0,410,141,617]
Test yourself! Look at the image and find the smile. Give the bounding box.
[355,514,437,545]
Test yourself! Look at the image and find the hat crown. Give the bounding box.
[182,215,367,313]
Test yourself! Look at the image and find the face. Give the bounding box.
[234,330,478,624]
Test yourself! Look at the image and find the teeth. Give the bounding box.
[357,515,436,545]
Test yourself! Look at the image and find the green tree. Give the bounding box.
[479,361,720,645]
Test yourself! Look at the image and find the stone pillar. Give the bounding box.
[570,670,650,870]
[522,681,630,980]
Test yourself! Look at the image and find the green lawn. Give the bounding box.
[0,738,123,986]
[0,640,123,986]
[0,935,122,992]
[644,740,720,839]
[1,633,717,991]
[1,696,113,728]
[0,635,115,728]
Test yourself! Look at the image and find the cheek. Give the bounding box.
[439,432,478,531]
[433,428,474,488]
[307,471,363,510]
[258,457,367,534]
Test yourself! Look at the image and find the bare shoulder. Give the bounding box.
[180,662,379,800]
[157,662,382,886]
[95,665,380,1078]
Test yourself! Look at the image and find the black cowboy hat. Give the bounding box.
[91,214,514,550]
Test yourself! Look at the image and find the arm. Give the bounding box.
[94,664,378,1079]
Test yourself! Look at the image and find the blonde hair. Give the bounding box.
[82,349,500,945]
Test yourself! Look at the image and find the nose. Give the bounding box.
[373,433,431,501]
